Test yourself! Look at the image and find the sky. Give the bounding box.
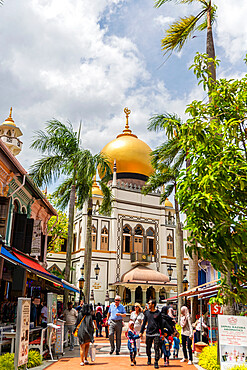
[0,0,247,192]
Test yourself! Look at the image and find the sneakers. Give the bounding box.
[188,361,193,365]
[84,360,89,364]
[154,362,159,369]
[180,358,187,363]
[80,362,84,366]
[131,363,134,366]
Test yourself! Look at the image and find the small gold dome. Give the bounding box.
[100,108,153,178]
[92,176,103,196]
[3,107,16,127]
[165,198,173,208]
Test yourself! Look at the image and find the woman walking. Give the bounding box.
[161,306,175,336]
[180,306,193,365]
[130,303,144,356]
[75,303,94,366]
[96,306,103,337]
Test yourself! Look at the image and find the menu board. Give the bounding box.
[30,220,42,256]
[14,298,31,368]
[218,315,247,369]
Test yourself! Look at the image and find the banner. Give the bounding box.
[218,315,247,369]
[47,292,57,344]
[14,298,31,368]
[30,220,42,256]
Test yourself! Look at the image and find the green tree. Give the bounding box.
[30,120,111,305]
[155,0,217,81]
[143,113,185,314]
[177,54,247,310]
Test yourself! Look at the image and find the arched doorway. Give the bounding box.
[159,288,166,302]
[123,287,131,304]
[135,286,142,304]
[146,286,155,302]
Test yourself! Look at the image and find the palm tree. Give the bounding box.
[30,120,111,305]
[142,113,186,315]
[155,0,217,81]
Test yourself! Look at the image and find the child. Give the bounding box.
[162,328,171,366]
[173,331,180,359]
[127,320,140,366]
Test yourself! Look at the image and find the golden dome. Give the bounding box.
[165,198,173,208]
[92,176,103,196]
[100,108,153,179]
[3,107,16,127]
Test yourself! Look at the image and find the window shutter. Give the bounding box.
[24,218,34,254]
[12,213,27,251]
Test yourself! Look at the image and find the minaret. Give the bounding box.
[0,108,23,156]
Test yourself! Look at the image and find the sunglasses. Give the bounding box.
[115,299,120,301]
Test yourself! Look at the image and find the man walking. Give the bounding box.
[107,295,126,355]
[140,299,164,369]
[63,301,78,351]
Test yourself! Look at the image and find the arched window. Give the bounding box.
[134,225,143,253]
[147,227,156,255]
[123,225,132,253]
[100,226,108,251]
[7,130,11,137]
[92,225,97,250]
[78,221,82,249]
[22,207,27,214]
[167,233,174,257]
[73,233,77,252]
[13,199,20,213]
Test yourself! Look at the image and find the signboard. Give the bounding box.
[211,303,223,315]
[47,292,57,344]
[218,315,247,369]
[14,298,31,369]
[54,319,65,354]
[30,220,42,256]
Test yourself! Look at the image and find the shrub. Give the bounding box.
[198,345,220,370]
[0,350,42,369]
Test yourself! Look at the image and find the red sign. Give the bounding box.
[211,303,223,315]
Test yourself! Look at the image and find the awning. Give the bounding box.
[0,246,79,293]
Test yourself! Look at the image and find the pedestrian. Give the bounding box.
[74,303,94,366]
[161,306,175,336]
[140,299,164,369]
[127,320,140,366]
[130,302,144,356]
[161,328,170,367]
[30,298,37,327]
[173,331,180,359]
[107,295,126,355]
[64,301,78,351]
[41,301,47,328]
[76,300,84,313]
[103,305,109,338]
[194,312,208,344]
[96,306,103,337]
[180,306,193,365]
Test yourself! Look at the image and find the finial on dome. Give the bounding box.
[124,107,131,130]
[5,107,15,123]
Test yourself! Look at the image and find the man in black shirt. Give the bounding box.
[140,299,164,369]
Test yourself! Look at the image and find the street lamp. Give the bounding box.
[183,264,188,279]
[78,275,85,301]
[182,277,188,291]
[167,264,173,281]
[80,263,84,276]
[94,264,100,280]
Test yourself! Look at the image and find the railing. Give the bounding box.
[130,252,156,263]
[0,135,23,149]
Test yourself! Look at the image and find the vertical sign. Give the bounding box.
[47,292,57,344]
[218,315,247,369]
[30,220,42,256]
[14,298,31,369]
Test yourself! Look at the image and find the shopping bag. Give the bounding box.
[90,343,96,362]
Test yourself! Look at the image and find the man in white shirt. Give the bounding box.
[63,301,78,350]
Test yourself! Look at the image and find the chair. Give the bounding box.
[29,327,48,356]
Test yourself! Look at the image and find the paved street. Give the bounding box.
[47,335,198,370]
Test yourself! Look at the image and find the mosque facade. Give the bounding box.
[47,109,189,305]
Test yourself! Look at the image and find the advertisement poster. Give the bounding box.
[47,292,57,344]
[14,298,31,368]
[30,220,42,256]
[218,315,247,369]
[55,319,64,354]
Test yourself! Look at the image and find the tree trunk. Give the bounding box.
[223,271,236,315]
[64,184,76,308]
[174,193,184,318]
[207,1,216,82]
[84,197,93,304]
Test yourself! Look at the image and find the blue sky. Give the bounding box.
[0,0,246,194]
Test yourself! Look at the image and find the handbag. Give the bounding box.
[89,343,96,362]
[74,315,86,337]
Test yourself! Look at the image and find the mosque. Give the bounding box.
[47,108,188,305]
